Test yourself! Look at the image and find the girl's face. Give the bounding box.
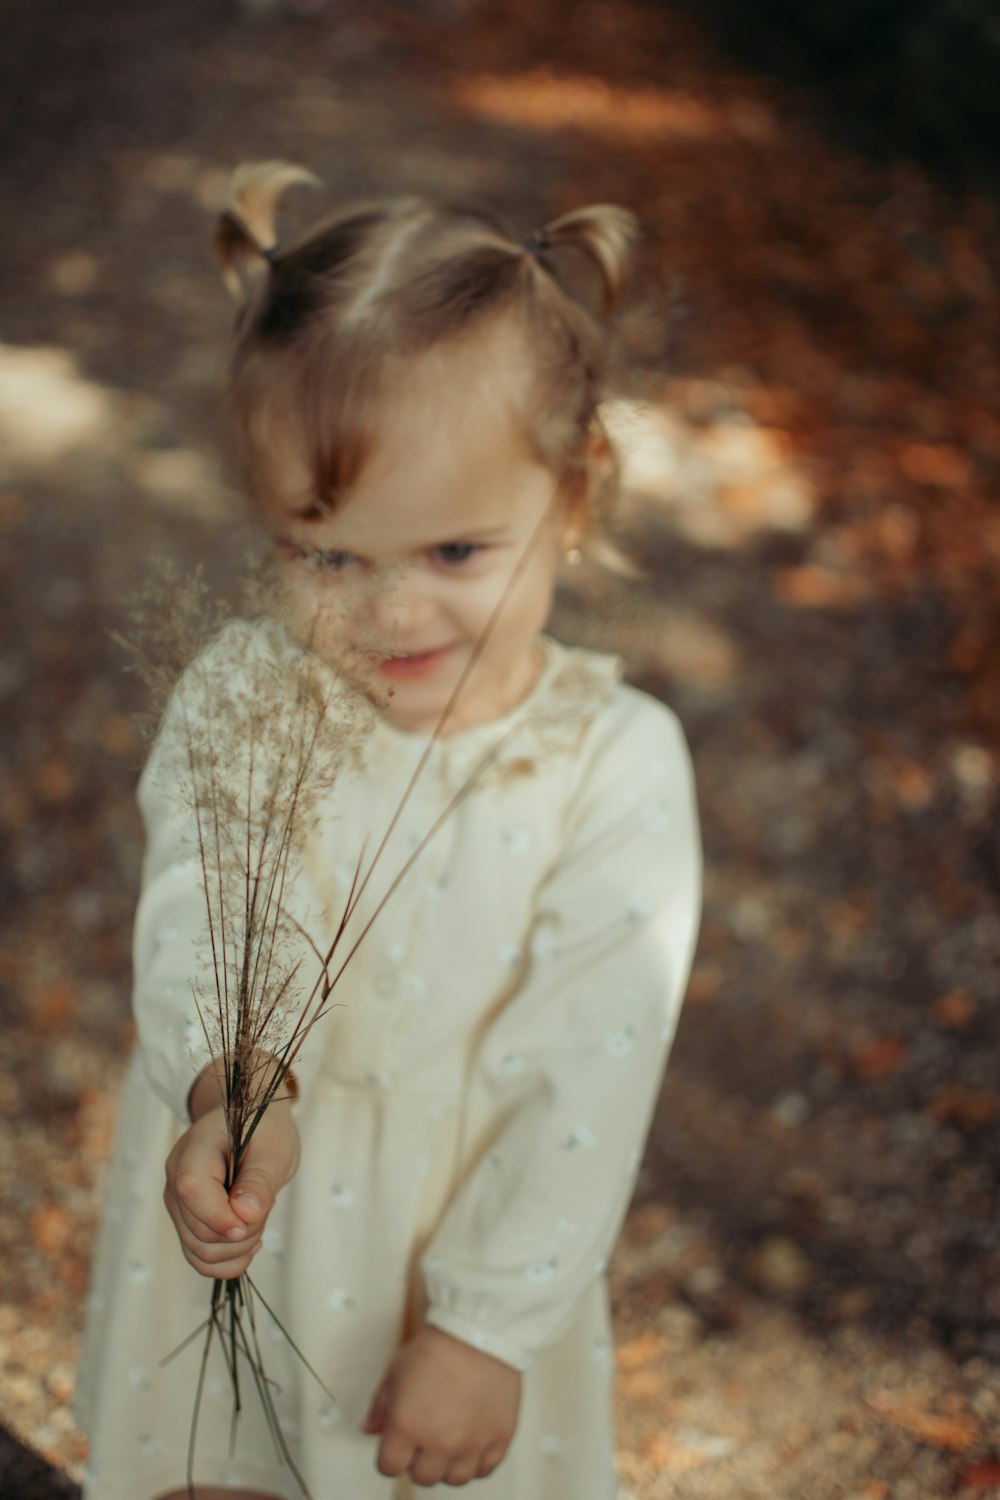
[266,343,568,735]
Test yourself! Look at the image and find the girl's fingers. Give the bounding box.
[165,1183,249,1248]
[168,1194,246,1245]
[409,1449,447,1487]
[172,1220,263,1276]
[166,1144,243,1235]
[476,1443,506,1478]
[175,1219,261,1263]
[182,1243,260,1280]
[168,1160,242,1228]
[442,1455,479,1486]
[376,1431,416,1480]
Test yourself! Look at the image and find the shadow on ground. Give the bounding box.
[0,1427,80,1500]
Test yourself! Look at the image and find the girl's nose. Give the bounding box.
[368,565,434,640]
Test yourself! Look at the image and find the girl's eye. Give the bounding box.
[276,541,358,575]
[433,542,480,566]
[313,549,356,573]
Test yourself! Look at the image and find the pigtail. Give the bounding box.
[214,160,319,295]
[536,205,638,314]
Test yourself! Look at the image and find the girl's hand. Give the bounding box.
[362,1326,521,1487]
[163,1099,300,1279]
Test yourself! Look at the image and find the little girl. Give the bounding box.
[76,163,702,1500]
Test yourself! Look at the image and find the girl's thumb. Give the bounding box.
[230,1167,274,1226]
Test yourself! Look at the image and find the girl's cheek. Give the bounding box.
[279,576,344,650]
[281,581,388,688]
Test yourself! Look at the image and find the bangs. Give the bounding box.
[229,339,381,519]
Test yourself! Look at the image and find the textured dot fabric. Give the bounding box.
[75,629,702,1500]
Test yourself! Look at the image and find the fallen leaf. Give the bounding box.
[961,1460,1000,1489]
[31,1203,73,1257]
[643,1433,706,1472]
[867,1393,978,1451]
[853,1037,907,1080]
[32,982,77,1031]
[686,965,722,1005]
[898,442,971,489]
[933,990,976,1029]
[928,1089,998,1131]
[34,760,77,805]
[772,564,869,609]
[627,1201,674,1243]
[620,1368,666,1399]
[616,1330,667,1370]
[98,713,138,756]
[890,759,934,810]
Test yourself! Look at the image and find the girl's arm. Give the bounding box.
[418,698,702,1372]
[131,659,233,1121]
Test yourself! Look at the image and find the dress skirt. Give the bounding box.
[76,1051,620,1500]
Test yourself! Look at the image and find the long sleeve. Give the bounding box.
[420,697,702,1371]
[131,700,219,1123]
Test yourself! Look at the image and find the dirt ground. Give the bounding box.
[1,0,998,1495]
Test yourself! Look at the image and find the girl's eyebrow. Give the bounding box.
[275,521,513,551]
[292,503,332,522]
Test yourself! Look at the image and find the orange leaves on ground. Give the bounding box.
[887,759,935,811]
[928,1089,998,1132]
[33,760,77,805]
[627,1201,675,1244]
[867,1393,979,1452]
[98,712,139,757]
[686,963,723,1005]
[616,1330,670,1399]
[933,990,977,1029]
[643,1426,740,1472]
[451,71,721,143]
[616,1330,667,1371]
[898,443,972,490]
[852,1036,907,1081]
[771,565,870,610]
[31,981,77,1032]
[962,1460,1000,1489]
[31,1203,73,1257]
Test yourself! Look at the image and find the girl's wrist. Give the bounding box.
[186,1056,300,1121]
[187,1059,228,1122]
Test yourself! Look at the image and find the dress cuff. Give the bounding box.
[422,1306,533,1373]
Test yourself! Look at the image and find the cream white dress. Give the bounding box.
[75,628,701,1500]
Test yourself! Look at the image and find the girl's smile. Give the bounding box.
[377,644,461,680]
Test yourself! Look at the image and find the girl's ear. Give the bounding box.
[559,420,613,550]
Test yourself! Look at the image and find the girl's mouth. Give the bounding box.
[378,644,458,680]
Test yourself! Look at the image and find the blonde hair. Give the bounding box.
[216,161,637,558]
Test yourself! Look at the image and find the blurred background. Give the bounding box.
[1,0,998,1495]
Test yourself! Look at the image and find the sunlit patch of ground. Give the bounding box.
[0,342,236,520]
